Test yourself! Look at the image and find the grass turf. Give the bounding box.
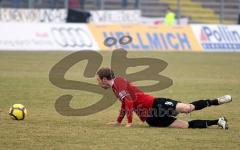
[0,51,239,150]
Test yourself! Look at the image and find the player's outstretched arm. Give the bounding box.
[107,103,126,127]
[106,121,121,126]
[125,123,132,128]
[124,98,134,128]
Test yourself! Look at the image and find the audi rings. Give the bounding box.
[51,27,93,48]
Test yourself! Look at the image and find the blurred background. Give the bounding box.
[0,0,240,24]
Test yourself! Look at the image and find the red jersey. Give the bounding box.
[112,76,155,123]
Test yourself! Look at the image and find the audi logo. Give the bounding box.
[51,27,93,48]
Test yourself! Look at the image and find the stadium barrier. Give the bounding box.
[0,8,67,23]
[0,22,240,51]
[89,10,141,24]
[191,25,240,52]
[88,24,202,51]
[0,23,98,51]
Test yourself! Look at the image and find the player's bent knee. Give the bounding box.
[169,119,189,129]
[176,103,195,113]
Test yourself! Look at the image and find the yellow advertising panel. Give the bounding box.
[88,24,202,51]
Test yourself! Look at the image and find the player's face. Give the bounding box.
[96,76,110,89]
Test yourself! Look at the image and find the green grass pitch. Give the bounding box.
[0,51,239,150]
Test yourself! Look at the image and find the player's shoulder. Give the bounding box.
[114,76,128,82]
[113,76,129,86]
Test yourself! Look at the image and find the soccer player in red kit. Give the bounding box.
[96,67,232,129]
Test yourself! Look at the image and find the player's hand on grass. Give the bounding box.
[106,121,121,126]
[125,123,132,128]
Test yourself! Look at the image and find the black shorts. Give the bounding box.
[146,98,179,127]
